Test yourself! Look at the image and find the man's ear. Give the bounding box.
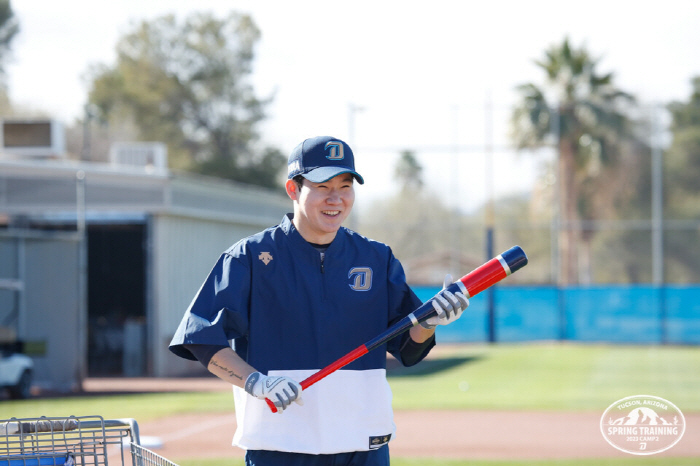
[285,179,299,201]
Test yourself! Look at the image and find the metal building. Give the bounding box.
[0,137,290,392]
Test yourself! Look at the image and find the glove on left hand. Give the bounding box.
[421,274,469,329]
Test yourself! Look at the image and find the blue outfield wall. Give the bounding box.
[412,285,700,345]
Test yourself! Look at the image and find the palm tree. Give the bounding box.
[511,38,635,284]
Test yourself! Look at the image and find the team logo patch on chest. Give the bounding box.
[348,267,372,291]
[258,252,273,265]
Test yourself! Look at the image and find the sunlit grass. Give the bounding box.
[2,344,698,465]
[0,390,233,421]
[388,343,700,411]
[3,344,698,422]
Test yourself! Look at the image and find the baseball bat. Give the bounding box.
[266,245,528,412]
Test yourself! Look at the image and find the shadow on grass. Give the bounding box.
[387,355,483,378]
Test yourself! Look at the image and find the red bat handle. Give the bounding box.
[265,246,527,412]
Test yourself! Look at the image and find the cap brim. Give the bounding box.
[302,167,364,185]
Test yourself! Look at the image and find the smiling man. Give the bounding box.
[169,136,469,466]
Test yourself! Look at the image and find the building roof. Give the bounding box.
[0,157,290,225]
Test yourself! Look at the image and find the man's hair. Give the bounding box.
[293,175,305,191]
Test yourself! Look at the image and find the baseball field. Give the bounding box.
[2,343,699,465]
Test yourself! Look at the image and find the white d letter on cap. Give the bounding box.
[325,141,345,160]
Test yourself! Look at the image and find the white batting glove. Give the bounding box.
[421,274,469,329]
[244,372,303,412]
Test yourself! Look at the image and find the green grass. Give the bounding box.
[0,390,234,421]
[388,343,700,411]
[177,457,700,466]
[3,343,698,421]
[2,344,698,465]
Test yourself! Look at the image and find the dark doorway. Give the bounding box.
[87,224,147,376]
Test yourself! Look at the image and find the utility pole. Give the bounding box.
[651,104,664,285]
[484,94,496,343]
[347,103,365,231]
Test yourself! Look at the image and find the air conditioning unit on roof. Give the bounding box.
[109,142,168,171]
[1,119,66,158]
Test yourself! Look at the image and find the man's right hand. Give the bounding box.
[244,372,303,412]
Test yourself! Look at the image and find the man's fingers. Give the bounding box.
[282,389,292,407]
[442,290,461,314]
[423,281,471,329]
[428,289,470,326]
[431,297,447,319]
[273,387,294,412]
[443,273,453,289]
[292,382,304,405]
[455,292,469,309]
[247,373,303,412]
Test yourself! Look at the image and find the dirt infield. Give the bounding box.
[84,378,699,461]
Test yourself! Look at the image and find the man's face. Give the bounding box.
[286,173,355,244]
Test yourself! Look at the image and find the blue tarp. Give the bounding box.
[412,285,700,345]
[0,456,72,466]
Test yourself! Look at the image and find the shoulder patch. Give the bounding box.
[258,251,273,265]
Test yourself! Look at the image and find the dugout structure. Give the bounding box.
[0,154,289,392]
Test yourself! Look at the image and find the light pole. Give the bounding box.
[76,170,88,389]
[484,94,496,343]
[650,104,666,344]
[651,104,664,285]
[348,103,365,231]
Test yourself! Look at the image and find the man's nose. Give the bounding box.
[326,189,342,203]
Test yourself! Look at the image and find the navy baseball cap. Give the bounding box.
[287,136,364,184]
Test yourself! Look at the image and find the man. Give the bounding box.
[169,136,469,466]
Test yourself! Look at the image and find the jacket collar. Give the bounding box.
[280,213,345,253]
